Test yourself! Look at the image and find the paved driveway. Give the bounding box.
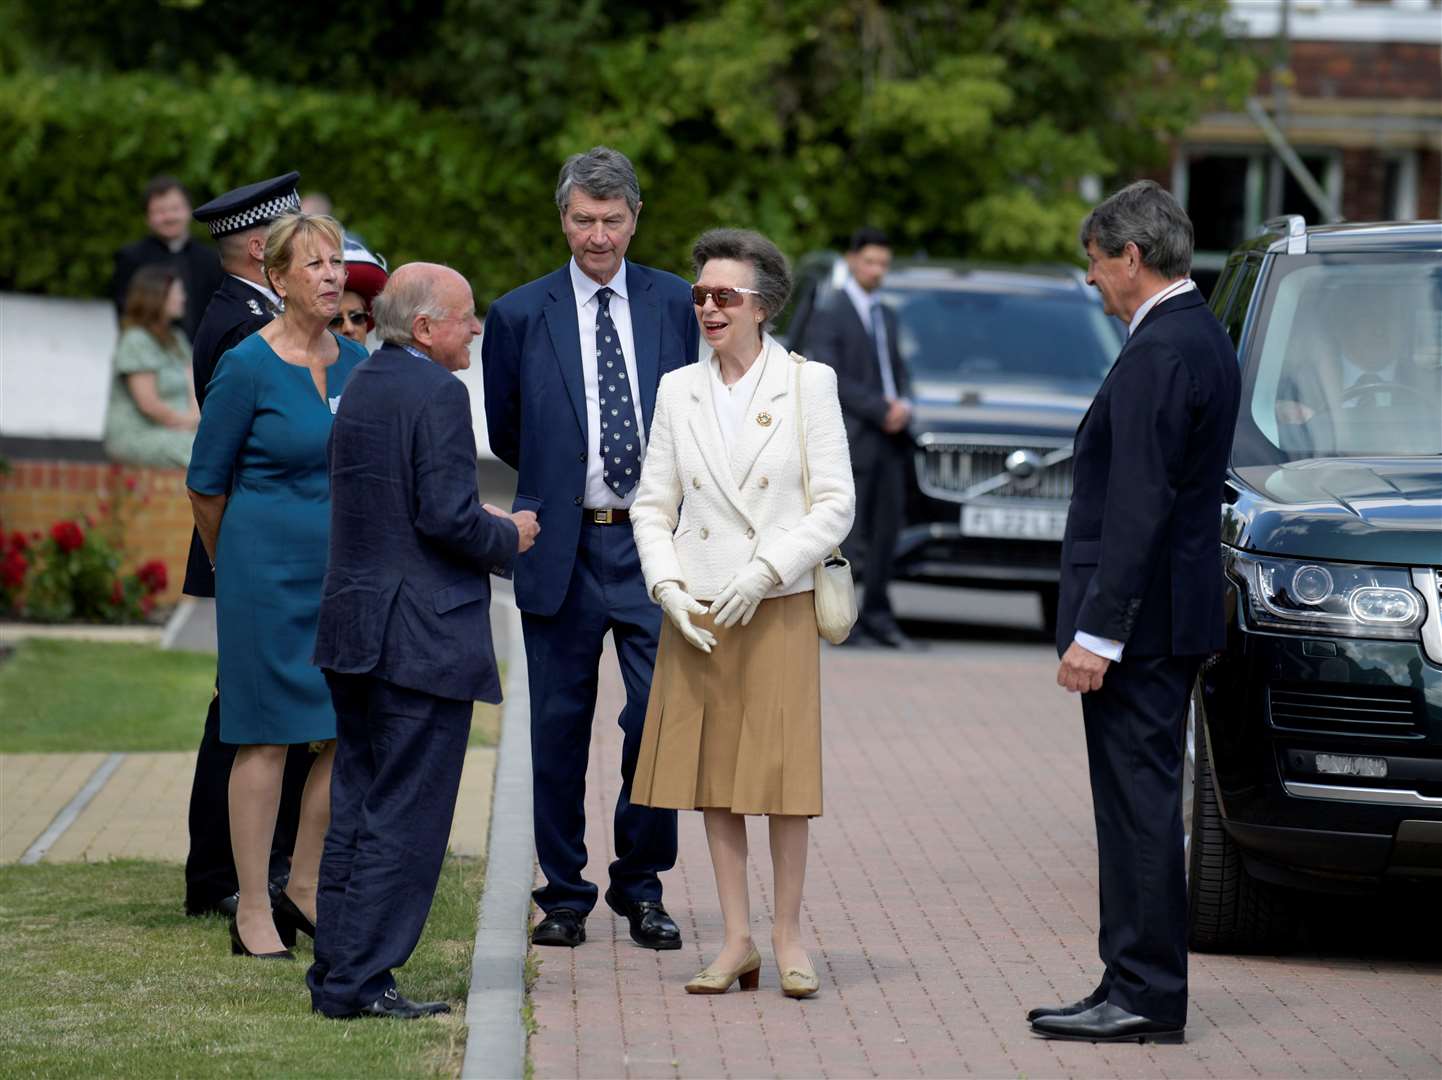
[526,634,1442,1079]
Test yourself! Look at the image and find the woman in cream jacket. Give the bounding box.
[630,228,855,998]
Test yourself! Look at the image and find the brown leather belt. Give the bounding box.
[584,508,630,525]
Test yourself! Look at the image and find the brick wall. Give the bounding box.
[1260,41,1442,102]
[1421,150,1442,219]
[0,462,193,607]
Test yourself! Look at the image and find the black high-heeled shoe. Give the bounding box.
[229,918,295,960]
[272,890,316,941]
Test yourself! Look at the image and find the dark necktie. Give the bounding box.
[596,287,640,499]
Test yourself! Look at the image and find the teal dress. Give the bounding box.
[187,331,367,745]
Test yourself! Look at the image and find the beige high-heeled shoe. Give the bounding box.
[778,961,819,999]
[684,945,762,994]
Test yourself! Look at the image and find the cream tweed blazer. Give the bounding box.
[631,336,856,602]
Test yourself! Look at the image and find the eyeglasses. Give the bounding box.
[329,311,368,328]
[691,285,761,309]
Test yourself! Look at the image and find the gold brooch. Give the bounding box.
[756,411,772,427]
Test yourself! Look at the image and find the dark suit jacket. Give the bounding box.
[112,235,224,341]
[481,261,699,617]
[181,274,274,598]
[314,344,519,704]
[801,289,911,455]
[1056,291,1241,658]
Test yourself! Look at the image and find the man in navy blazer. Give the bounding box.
[482,147,698,950]
[1030,182,1240,1044]
[309,263,538,1020]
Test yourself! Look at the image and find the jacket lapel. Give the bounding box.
[685,359,757,528]
[627,264,662,435]
[541,270,587,438]
[729,339,788,488]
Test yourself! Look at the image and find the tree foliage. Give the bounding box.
[1,0,1254,303]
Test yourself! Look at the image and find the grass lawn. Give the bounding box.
[0,639,502,751]
[0,857,484,1078]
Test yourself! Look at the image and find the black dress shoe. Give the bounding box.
[273,890,316,941]
[1026,986,1107,1023]
[604,887,682,950]
[860,618,911,649]
[355,987,451,1020]
[531,909,586,947]
[1031,1002,1184,1044]
[229,918,294,960]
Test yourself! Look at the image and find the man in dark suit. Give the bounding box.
[179,172,309,917]
[802,227,913,647]
[309,262,538,1019]
[111,175,224,341]
[482,146,698,950]
[1030,181,1240,1044]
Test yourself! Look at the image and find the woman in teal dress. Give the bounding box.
[104,265,199,467]
[187,213,366,960]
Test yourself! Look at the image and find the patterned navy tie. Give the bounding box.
[596,287,640,498]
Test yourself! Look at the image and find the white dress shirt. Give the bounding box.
[843,275,900,401]
[708,347,768,454]
[569,258,646,509]
[1073,277,1196,663]
[231,274,283,313]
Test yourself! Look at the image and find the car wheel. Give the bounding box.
[1186,685,1293,953]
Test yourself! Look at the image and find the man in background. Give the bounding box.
[111,175,223,340]
[802,227,913,648]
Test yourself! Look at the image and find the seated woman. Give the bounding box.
[104,265,199,467]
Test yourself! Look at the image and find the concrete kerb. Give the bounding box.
[19,752,126,864]
[462,592,533,1080]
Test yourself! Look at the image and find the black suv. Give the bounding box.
[781,255,1123,628]
[1187,217,1442,952]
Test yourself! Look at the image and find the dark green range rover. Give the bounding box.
[1187,217,1442,951]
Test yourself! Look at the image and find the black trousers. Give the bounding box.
[1081,653,1202,1027]
[845,430,908,625]
[182,686,312,914]
[308,672,471,1016]
[522,523,677,915]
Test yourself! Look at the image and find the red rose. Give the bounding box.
[140,594,155,615]
[50,520,84,553]
[8,531,27,553]
[1,551,26,588]
[124,475,138,492]
[137,559,168,594]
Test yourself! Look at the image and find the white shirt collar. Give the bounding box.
[568,257,629,306]
[231,273,282,310]
[1128,278,1195,336]
[842,273,878,323]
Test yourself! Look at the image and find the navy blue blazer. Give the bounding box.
[315,344,519,704]
[481,261,699,616]
[1056,291,1241,658]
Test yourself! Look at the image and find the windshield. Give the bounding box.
[880,286,1123,385]
[1234,253,1442,465]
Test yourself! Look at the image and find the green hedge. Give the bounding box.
[0,67,675,307]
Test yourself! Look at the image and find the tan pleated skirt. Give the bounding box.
[632,590,822,817]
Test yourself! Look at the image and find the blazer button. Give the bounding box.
[573,496,582,506]
[700,528,709,540]
[578,452,586,463]
[758,476,769,488]
[692,476,702,489]
[746,527,755,539]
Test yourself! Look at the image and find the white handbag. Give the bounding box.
[792,352,859,644]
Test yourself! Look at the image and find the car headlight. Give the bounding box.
[1226,551,1424,640]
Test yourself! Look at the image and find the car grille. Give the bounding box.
[915,437,1073,503]
[1268,684,1423,740]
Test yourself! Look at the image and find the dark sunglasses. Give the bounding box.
[329,311,369,328]
[691,284,762,309]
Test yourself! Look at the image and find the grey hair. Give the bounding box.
[555,146,641,215]
[691,228,792,328]
[1078,179,1194,279]
[372,271,447,345]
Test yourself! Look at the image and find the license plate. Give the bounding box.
[960,505,1067,541]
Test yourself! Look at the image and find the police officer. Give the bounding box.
[181,171,313,917]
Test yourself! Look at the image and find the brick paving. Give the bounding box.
[526,642,1442,1079]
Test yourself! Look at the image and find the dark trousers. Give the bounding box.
[522,522,678,915]
[307,672,470,1017]
[182,686,311,914]
[845,431,908,626]
[1081,653,1201,1027]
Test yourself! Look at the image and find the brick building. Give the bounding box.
[1172,0,1441,286]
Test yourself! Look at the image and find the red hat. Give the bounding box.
[342,234,389,321]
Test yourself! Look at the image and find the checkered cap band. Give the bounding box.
[208,191,302,237]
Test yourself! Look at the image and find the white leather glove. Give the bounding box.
[656,582,717,653]
[711,559,779,629]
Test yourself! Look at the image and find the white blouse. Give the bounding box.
[708,347,769,454]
